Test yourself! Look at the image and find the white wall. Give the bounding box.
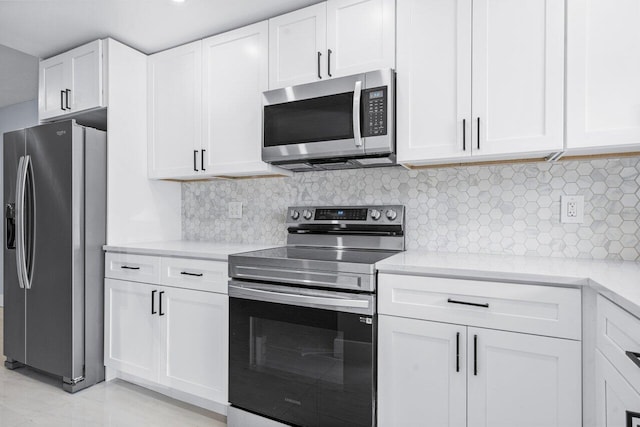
[106,39,181,244]
[0,99,38,300]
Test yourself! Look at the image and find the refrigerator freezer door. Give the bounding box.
[3,130,26,365]
[24,121,85,380]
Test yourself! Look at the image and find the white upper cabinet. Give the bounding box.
[326,0,395,78]
[396,0,472,163]
[269,3,327,89]
[269,0,395,89]
[472,0,564,156]
[203,22,283,177]
[397,0,564,166]
[147,41,202,179]
[566,0,640,152]
[39,40,104,121]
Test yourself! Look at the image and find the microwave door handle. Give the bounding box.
[353,80,363,147]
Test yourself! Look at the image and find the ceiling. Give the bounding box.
[0,0,321,109]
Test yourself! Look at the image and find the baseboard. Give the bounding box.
[0,294,4,307]
[109,369,228,416]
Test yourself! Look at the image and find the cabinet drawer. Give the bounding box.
[105,252,161,284]
[160,257,228,294]
[597,295,640,395]
[378,274,581,340]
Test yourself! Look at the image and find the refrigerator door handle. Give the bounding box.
[24,156,35,289]
[14,156,26,289]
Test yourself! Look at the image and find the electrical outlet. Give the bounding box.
[228,202,243,219]
[560,195,584,224]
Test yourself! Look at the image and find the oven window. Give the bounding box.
[251,317,345,385]
[264,92,354,147]
[230,297,374,427]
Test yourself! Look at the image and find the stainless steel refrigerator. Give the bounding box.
[3,120,106,393]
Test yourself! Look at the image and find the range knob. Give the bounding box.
[385,209,397,221]
[303,209,313,220]
[370,209,381,220]
[290,210,300,220]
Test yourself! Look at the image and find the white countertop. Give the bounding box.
[104,241,640,318]
[376,251,640,318]
[103,240,277,261]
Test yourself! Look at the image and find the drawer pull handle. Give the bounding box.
[447,298,489,308]
[626,351,640,370]
[120,265,140,270]
[180,271,203,277]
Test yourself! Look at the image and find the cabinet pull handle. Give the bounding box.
[65,89,71,110]
[477,117,480,150]
[180,271,203,277]
[474,334,478,376]
[317,51,322,79]
[151,290,157,314]
[447,298,489,308]
[201,149,206,171]
[159,291,165,316]
[456,332,460,372]
[193,150,199,172]
[626,351,640,370]
[327,49,332,77]
[462,119,466,151]
[120,265,140,270]
[60,90,67,111]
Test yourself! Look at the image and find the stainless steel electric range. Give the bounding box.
[227,205,405,427]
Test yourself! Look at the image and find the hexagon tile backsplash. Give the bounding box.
[183,156,640,262]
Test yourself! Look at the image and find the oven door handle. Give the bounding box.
[229,283,371,313]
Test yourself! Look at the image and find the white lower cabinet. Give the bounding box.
[467,327,581,427]
[378,274,582,427]
[104,257,229,410]
[378,316,466,427]
[378,315,581,427]
[105,278,159,382]
[159,287,228,403]
[595,350,640,427]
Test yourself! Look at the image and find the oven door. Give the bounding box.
[229,281,375,427]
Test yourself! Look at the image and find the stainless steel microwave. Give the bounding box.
[262,69,395,172]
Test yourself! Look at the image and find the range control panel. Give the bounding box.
[362,87,388,137]
[287,205,404,225]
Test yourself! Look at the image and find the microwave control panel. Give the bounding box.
[362,87,387,137]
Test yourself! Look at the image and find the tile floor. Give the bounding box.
[0,308,227,426]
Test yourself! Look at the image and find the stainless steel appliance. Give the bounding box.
[262,69,395,172]
[228,205,405,427]
[3,120,106,392]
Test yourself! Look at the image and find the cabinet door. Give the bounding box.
[67,39,103,113]
[39,56,67,120]
[268,3,327,89]
[467,328,582,427]
[148,41,202,179]
[471,0,564,156]
[566,0,640,151]
[159,287,228,404]
[104,278,160,382]
[595,350,640,427]
[378,315,466,427]
[326,0,395,78]
[396,0,472,164]
[202,22,272,176]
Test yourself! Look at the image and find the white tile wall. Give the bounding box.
[183,156,640,261]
